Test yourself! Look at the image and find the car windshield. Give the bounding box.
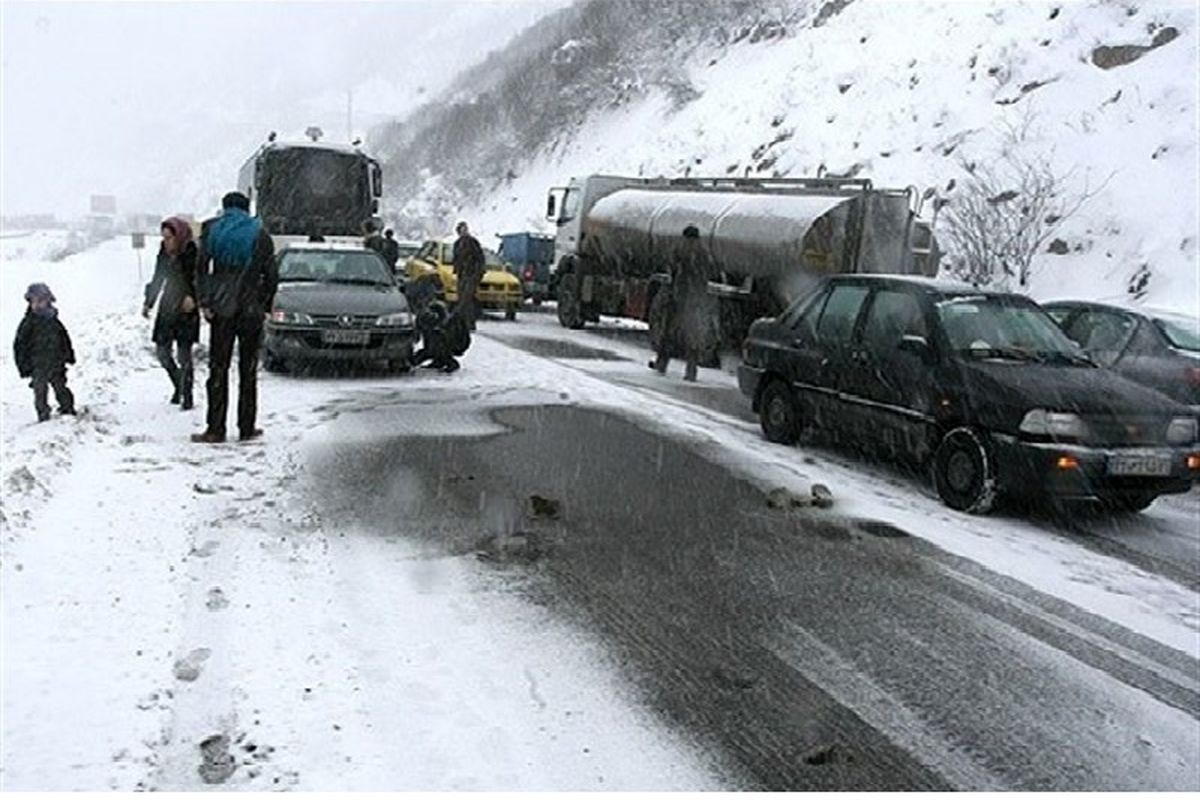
[1152,312,1200,352]
[937,295,1089,363]
[278,250,394,285]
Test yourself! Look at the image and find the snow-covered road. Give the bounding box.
[2,237,1197,789]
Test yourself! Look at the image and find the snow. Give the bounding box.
[461,314,1200,656]
[0,238,726,790]
[2,231,1197,788]
[449,0,1199,315]
[6,2,1197,790]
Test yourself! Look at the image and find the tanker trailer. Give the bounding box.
[545,174,939,346]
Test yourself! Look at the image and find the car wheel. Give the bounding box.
[505,306,517,321]
[933,427,997,514]
[1104,493,1157,514]
[263,352,287,373]
[759,379,803,445]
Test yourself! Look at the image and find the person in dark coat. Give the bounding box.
[412,301,462,373]
[143,216,200,408]
[380,229,401,272]
[13,282,76,422]
[363,220,386,256]
[192,191,278,444]
[649,225,719,382]
[451,220,485,331]
[406,272,463,373]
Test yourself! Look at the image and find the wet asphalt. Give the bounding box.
[308,400,1200,791]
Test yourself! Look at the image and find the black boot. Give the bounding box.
[168,365,182,404]
[180,366,194,410]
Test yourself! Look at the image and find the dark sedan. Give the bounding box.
[1043,300,1200,411]
[738,275,1200,514]
[264,245,416,372]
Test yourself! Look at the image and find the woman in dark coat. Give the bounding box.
[143,217,201,408]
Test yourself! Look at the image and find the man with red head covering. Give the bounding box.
[143,216,200,408]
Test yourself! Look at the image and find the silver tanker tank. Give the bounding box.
[579,183,935,306]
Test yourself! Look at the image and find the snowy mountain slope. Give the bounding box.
[390,0,1198,314]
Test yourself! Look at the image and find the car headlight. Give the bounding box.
[1166,417,1198,445]
[270,309,314,325]
[375,311,413,327]
[1019,409,1089,439]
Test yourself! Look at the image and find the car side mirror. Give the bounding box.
[546,194,558,220]
[899,334,934,362]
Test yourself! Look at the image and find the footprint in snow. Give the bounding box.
[190,540,220,558]
[173,648,211,682]
[205,587,229,611]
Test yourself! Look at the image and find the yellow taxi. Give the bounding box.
[404,238,522,320]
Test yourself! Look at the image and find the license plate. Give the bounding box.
[321,329,370,345]
[1107,453,1172,476]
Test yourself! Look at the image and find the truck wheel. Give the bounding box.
[557,274,585,329]
[933,427,997,514]
[760,379,803,445]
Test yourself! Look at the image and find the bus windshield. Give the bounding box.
[257,148,372,236]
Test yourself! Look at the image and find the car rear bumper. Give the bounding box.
[265,325,416,361]
[990,434,1200,500]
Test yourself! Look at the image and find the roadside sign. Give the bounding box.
[90,194,118,215]
[131,232,146,250]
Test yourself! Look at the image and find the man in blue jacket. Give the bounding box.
[191,192,278,443]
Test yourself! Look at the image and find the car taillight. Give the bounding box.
[523,265,535,280]
[1186,367,1200,386]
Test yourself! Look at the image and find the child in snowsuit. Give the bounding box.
[13,283,76,422]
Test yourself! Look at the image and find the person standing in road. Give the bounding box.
[13,282,76,422]
[191,192,277,444]
[381,228,401,272]
[143,216,200,409]
[649,224,718,382]
[451,220,484,331]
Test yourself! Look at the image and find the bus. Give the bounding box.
[236,140,383,241]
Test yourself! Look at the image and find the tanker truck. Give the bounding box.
[545,174,940,346]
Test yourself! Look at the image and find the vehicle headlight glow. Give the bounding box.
[375,311,413,327]
[1166,417,1198,445]
[270,309,314,326]
[1018,409,1089,440]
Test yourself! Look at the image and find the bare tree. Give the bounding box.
[940,118,1104,289]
